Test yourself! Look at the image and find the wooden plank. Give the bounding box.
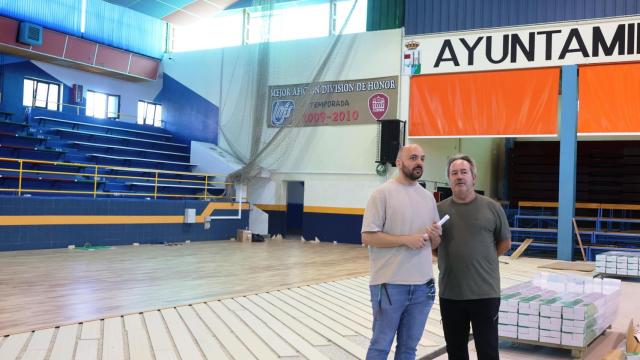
[246,294,329,346]
[314,283,371,307]
[80,320,101,340]
[335,278,370,294]
[22,328,54,360]
[175,306,229,360]
[289,287,372,325]
[49,324,79,360]
[123,314,153,360]
[75,339,98,360]
[192,303,256,360]
[325,282,370,302]
[279,289,371,336]
[510,238,534,260]
[0,332,30,360]
[142,310,179,360]
[256,293,367,358]
[235,297,329,360]
[102,317,125,360]
[298,286,373,319]
[221,299,298,357]
[573,218,587,261]
[207,300,278,360]
[271,291,358,336]
[160,308,204,360]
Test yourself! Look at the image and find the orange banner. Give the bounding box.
[409,68,559,137]
[579,63,640,134]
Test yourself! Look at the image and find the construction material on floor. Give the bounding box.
[595,251,640,278]
[538,261,596,272]
[499,272,621,358]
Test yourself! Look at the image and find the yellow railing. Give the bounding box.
[0,157,232,200]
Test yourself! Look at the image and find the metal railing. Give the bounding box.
[0,157,232,200]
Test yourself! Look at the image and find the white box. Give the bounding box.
[561,332,587,347]
[618,268,629,275]
[499,324,518,338]
[595,254,606,262]
[595,266,606,273]
[606,267,617,274]
[629,269,639,276]
[518,314,540,328]
[539,329,561,344]
[518,326,539,341]
[499,311,518,325]
[562,293,606,320]
[184,208,196,223]
[540,316,562,331]
[629,257,639,264]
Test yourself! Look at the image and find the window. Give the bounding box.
[247,3,330,44]
[171,10,244,52]
[334,0,368,34]
[86,90,120,119]
[23,78,61,110]
[137,100,162,127]
[169,0,367,52]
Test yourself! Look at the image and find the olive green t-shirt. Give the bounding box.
[437,195,511,300]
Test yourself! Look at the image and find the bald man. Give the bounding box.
[361,144,441,360]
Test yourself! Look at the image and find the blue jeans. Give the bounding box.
[367,281,436,360]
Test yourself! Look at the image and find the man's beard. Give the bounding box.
[401,164,422,181]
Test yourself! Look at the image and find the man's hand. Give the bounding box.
[404,234,429,249]
[425,222,442,250]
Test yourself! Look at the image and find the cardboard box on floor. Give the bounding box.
[236,229,252,242]
[603,320,640,360]
[627,319,640,359]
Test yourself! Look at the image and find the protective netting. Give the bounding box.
[217,0,362,200]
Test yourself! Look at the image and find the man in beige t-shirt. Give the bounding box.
[361,144,441,360]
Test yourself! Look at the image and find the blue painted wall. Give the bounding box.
[406,0,640,36]
[264,210,287,236]
[0,52,219,145]
[0,197,248,251]
[155,74,219,145]
[0,57,73,120]
[303,212,363,244]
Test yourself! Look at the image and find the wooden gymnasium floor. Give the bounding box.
[0,238,637,359]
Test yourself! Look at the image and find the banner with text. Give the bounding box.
[268,76,398,127]
[404,16,640,74]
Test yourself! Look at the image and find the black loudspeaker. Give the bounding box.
[377,120,405,167]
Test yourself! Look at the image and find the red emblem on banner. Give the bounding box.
[368,93,389,120]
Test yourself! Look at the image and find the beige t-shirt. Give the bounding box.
[361,179,440,285]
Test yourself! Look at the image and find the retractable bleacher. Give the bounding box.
[510,201,640,260]
[0,108,225,199]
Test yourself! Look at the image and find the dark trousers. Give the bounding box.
[439,297,501,360]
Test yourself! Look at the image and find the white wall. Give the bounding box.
[164,29,404,208]
[164,28,509,208]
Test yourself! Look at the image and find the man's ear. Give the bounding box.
[395,159,402,168]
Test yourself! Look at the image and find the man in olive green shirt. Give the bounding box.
[437,154,511,360]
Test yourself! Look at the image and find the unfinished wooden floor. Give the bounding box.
[0,239,637,359]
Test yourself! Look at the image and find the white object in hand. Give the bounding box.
[437,214,450,226]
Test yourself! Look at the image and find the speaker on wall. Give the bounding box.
[377,119,405,167]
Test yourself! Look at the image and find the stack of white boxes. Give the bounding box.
[499,273,621,348]
[595,251,640,276]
